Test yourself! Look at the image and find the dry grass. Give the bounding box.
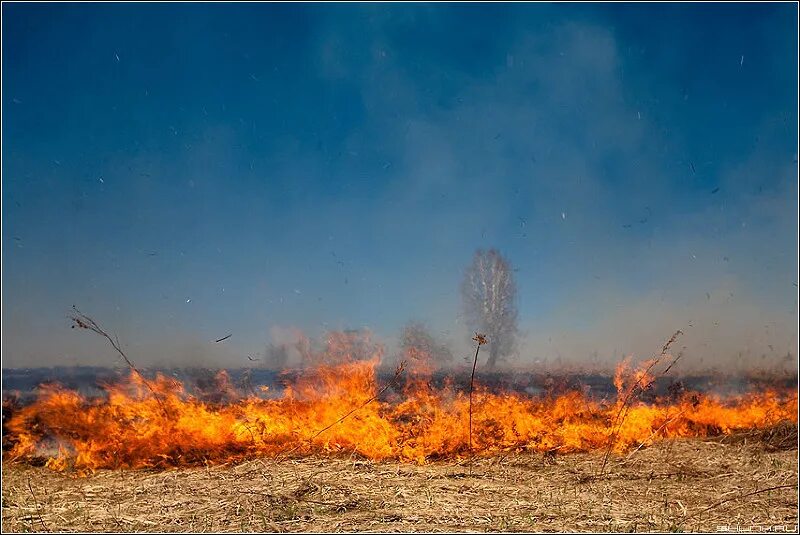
[2,436,797,533]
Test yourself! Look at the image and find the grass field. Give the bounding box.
[2,432,797,533]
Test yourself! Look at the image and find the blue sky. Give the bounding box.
[2,3,797,369]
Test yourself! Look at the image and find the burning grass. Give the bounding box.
[3,326,797,532]
[2,432,797,532]
[3,354,797,474]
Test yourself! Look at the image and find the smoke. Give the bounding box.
[1,6,795,371]
[399,321,453,372]
[263,326,307,369]
[518,278,798,374]
[262,326,384,370]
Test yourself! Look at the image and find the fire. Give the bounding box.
[3,336,797,474]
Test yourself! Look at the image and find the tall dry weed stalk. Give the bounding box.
[70,306,169,416]
[469,332,488,473]
[598,329,683,476]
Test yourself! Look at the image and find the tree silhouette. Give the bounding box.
[460,249,518,369]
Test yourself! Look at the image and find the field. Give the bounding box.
[2,431,797,533]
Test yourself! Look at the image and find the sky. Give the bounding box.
[2,3,798,370]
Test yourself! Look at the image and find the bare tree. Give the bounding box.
[400,322,453,368]
[264,343,289,369]
[460,249,518,369]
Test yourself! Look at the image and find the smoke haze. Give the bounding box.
[2,4,797,371]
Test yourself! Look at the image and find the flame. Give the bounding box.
[4,348,796,475]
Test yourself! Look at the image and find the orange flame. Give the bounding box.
[4,353,797,475]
